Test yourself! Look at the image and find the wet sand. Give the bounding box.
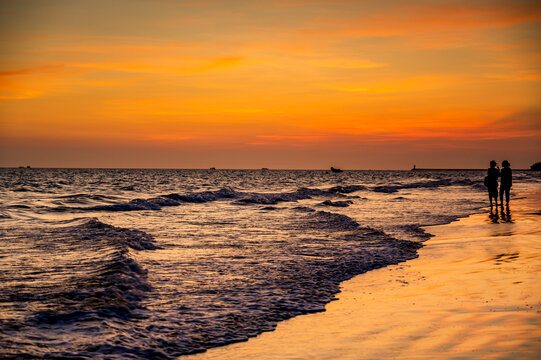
[188,189,541,359]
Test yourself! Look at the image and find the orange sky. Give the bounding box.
[1,0,540,169]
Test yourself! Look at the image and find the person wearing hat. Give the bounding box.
[500,160,512,205]
[486,160,500,208]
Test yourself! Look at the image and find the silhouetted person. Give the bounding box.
[500,160,512,205]
[486,160,500,208]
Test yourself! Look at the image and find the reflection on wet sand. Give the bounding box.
[501,204,513,223]
[188,190,541,360]
[489,204,513,225]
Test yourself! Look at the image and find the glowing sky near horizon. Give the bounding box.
[1,0,540,169]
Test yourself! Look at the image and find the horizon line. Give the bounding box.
[1,166,535,171]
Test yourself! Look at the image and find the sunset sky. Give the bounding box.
[1,0,540,169]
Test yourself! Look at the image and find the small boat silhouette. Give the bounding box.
[330,167,343,173]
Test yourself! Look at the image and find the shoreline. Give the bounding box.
[187,189,541,359]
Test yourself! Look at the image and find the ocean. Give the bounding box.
[1,168,538,359]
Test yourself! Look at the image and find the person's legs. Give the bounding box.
[489,187,498,207]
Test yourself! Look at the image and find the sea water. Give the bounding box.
[0,168,538,359]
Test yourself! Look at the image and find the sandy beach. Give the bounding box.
[188,189,541,360]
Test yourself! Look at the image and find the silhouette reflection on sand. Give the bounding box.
[489,204,512,224]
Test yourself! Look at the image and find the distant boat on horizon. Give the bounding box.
[330,167,343,173]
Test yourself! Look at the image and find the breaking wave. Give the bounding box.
[41,180,483,214]
[0,210,420,358]
[0,219,155,333]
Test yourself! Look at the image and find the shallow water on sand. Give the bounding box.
[0,169,539,358]
[190,189,541,360]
